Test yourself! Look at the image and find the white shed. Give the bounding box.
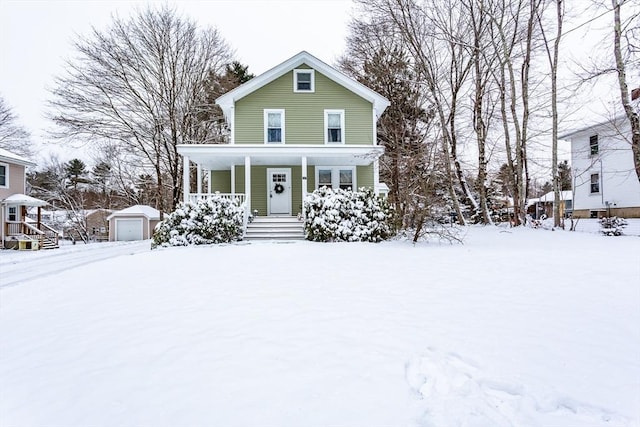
[107,205,162,241]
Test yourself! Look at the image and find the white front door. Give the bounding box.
[267,168,291,215]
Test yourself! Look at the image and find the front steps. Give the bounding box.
[244,216,305,241]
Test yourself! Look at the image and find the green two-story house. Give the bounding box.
[177,51,390,226]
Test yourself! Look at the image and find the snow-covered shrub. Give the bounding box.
[153,196,245,247]
[304,187,395,242]
[600,216,628,236]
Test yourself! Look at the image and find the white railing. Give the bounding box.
[188,193,246,205]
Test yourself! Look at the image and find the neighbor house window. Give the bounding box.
[264,109,285,143]
[294,69,315,92]
[316,167,355,190]
[8,206,17,221]
[590,173,600,193]
[325,110,345,144]
[0,163,7,187]
[590,135,598,156]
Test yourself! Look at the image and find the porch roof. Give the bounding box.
[1,193,48,207]
[177,144,384,170]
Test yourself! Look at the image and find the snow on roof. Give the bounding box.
[0,193,48,207]
[107,205,162,220]
[0,147,36,167]
[527,191,572,205]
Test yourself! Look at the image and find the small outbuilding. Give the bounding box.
[107,205,162,241]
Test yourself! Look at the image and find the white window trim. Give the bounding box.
[264,109,285,144]
[0,162,8,188]
[294,69,315,93]
[315,166,356,190]
[324,109,345,144]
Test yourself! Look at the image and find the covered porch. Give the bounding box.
[1,194,60,250]
[177,144,385,229]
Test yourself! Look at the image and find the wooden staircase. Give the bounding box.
[244,216,305,241]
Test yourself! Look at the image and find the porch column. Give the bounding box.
[373,159,380,195]
[301,156,307,220]
[244,156,251,228]
[231,164,236,196]
[196,164,202,194]
[183,155,190,204]
[207,170,212,193]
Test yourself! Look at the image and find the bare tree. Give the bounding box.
[538,0,565,227]
[0,95,32,158]
[29,156,91,243]
[612,0,640,182]
[48,6,233,213]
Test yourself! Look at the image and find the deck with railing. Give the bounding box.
[4,221,60,249]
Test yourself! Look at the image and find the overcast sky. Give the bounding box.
[0,0,635,169]
[0,0,354,161]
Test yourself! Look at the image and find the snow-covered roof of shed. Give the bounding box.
[0,147,36,167]
[107,205,161,220]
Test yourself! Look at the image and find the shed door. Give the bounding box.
[116,218,143,241]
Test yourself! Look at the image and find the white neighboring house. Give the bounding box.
[562,117,640,218]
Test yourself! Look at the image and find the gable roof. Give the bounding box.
[216,51,390,120]
[0,147,36,167]
[107,205,161,220]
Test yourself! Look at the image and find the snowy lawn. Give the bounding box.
[1,226,638,426]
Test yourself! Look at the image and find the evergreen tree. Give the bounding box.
[558,160,571,191]
[65,158,88,191]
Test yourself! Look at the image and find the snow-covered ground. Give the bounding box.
[1,226,638,426]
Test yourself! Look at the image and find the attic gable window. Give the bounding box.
[294,69,315,92]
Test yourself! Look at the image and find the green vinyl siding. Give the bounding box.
[210,170,231,193]
[357,165,374,189]
[235,64,373,145]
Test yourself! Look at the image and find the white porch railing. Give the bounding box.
[188,193,246,205]
[187,193,249,231]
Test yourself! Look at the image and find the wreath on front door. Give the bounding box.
[274,183,285,194]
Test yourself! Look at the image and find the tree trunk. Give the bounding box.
[612,0,640,183]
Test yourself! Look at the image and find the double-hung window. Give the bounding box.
[325,110,345,144]
[590,135,599,156]
[590,173,600,193]
[294,69,315,92]
[8,206,17,221]
[264,109,285,144]
[0,163,7,188]
[316,167,355,190]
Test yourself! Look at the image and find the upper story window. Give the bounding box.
[0,163,7,188]
[294,69,315,92]
[590,173,600,193]
[325,109,345,144]
[264,109,285,144]
[590,135,599,156]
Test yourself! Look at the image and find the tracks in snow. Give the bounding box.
[0,241,151,288]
